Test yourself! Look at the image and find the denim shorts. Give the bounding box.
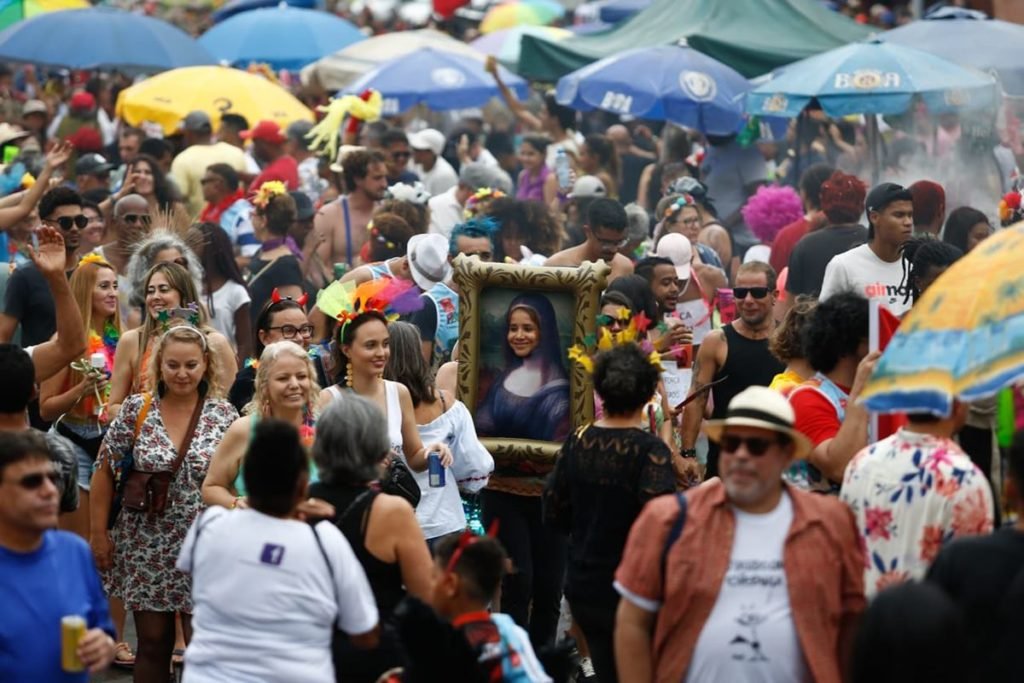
[50,421,104,492]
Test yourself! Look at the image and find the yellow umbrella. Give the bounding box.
[116,65,313,137]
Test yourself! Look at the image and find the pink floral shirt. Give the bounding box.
[840,429,994,598]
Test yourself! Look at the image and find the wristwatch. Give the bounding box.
[681,448,698,459]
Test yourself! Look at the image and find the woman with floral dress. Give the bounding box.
[89,325,238,683]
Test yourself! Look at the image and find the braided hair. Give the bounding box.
[900,235,963,305]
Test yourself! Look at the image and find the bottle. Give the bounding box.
[428,451,445,488]
[555,148,572,190]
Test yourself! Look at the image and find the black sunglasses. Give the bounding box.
[732,286,770,300]
[16,470,61,490]
[720,434,785,456]
[123,214,151,225]
[48,215,88,231]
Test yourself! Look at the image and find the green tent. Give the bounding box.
[517,0,874,81]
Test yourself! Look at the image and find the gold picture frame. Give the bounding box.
[452,255,611,478]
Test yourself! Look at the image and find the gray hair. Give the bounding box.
[459,162,494,192]
[126,232,205,308]
[624,203,650,242]
[313,395,389,485]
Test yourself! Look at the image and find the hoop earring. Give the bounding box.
[346,361,354,388]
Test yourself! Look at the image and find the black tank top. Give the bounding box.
[710,324,784,419]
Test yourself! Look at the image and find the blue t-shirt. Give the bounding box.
[0,531,115,682]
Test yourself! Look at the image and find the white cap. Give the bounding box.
[408,128,446,156]
[407,233,452,292]
[568,175,607,198]
[654,233,692,281]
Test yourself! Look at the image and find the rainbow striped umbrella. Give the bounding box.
[0,0,88,30]
[470,25,570,67]
[861,221,1024,416]
[480,0,564,34]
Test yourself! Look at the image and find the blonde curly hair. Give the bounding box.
[148,325,224,399]
[244,341,321,418]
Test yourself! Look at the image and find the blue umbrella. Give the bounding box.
[212,0,323,23]
[556,44,750,135]
[598,0,651,23]
[880,7,1024,97]
[0,6,213,71]
[342,47,528,114]
[747,39,998,118]
[200,6,364,72]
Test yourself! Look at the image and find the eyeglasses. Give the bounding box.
[46,215,88,231]
[122,214,151,226]
[732,287,770,300]
[15,470,61,490]
[720,434,782,456]
[269,324,315,339]
[391,151,411,161]
[593,235,629,249]
[199,177,219,185]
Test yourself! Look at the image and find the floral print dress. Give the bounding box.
[840,428,994,598]
[99,392,237,612]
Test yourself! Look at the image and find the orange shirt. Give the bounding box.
[615,480,865,683]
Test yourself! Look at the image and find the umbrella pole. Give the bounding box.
[868,114,881,185]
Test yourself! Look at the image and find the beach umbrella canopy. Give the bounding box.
[880,7,1024,97]
[861,222,1024,416]
[0,7,214,71]
[200,5,364,72]
[116,65,313,137]
[300,28,481,92]
[480,0,564,34]
[342,46,528,115]
[747,39,998,118]
[470,25,571,67]
[212,0,322,23]
[0,0,87,31]
[556,44,750,135]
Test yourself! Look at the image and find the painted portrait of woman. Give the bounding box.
[475,293,571,442]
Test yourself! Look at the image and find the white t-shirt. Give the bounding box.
[415,156,459,197]
[428,186,463,238]
[177,507,378,683]
[686,493,810,683]
[819,243,911,316]
[208,281,251,349]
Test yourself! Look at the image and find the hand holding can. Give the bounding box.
[428,451,445,488]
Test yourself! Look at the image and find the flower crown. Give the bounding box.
[79,252,109,267]
[367,220,399,251]
[568,311,662,374]
[463,187,506,218]
[663,193,696,220]
[316,277,423,338]
[156,303,201,332]
[252,181,287,210]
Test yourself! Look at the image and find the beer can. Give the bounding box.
[428,452,445,488]
[61,615,86,673]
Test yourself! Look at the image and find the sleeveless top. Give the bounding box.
[784,373,847,494]
[425,282,459,366]
[675,268,713,346]
[233,413,320,497]
[326,380,404,457]
[710,324,785,421]
[367,260,395,280]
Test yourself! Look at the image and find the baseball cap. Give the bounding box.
[22,100,47,117]
[181,110,212,133]
[569,175,607,199]
[75,153,115,177]
[69,92,96,112]
[407,233,453,292]
[241,120,287,145]
[866,182,913,215]
[654,233,693,282]
[289,191,314,221]
[408,128,445,156]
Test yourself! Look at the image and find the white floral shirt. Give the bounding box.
[840,429,994,598]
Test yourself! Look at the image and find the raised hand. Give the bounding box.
[26,225,67,277]
[43,140,73,173]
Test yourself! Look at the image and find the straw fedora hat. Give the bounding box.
[705,386,813,459]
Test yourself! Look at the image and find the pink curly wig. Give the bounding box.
[741,185,805,244]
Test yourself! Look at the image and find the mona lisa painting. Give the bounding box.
[453,256,610,477]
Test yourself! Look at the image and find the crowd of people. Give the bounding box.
[1,37,1023,683]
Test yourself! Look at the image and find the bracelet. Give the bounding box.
[681,449,698,459]
[230,497,240,509]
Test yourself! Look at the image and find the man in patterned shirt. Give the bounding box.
[840,403,994,598]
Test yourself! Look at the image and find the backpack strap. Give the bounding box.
[309,522,340,628]
[660,492,688,593]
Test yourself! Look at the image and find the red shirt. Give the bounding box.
[248,155,299,194]
[789,381,852,446]
[770,211,827,275]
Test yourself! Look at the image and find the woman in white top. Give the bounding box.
[198,222,253,361]
[318,310,451,472]
[385,322,493,541]
[178,418,378,683]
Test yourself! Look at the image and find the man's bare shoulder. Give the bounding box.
[544,247,582,267]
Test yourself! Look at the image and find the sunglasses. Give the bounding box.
[123,214,152,225]
[720,434,784,456]
[16,470,61,490]
[732,287,770,300]
[269,324,315,339]
[47,215,88,231]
